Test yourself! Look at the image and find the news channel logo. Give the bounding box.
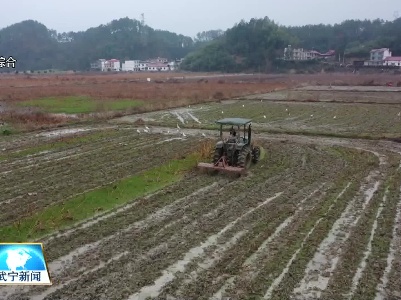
[0,243,52,285]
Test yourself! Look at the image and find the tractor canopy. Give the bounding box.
[215,118,252,126]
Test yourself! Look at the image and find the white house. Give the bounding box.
[138,61,148,71]
[283,46,334,61]
[383,56,401,67]
[90,59,107,71]
[168,61,178,71]
[365,48,393,66]
[148,57,168,64]
[363,48,401,67]
[122,60,140,71]
[147,63,169,72]
[104,59,120,71]
[370,48,392,61]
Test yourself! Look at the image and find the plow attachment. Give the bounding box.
[197,156,247,176]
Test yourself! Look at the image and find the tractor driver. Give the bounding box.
[229,127,237,141]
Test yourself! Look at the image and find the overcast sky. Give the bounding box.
[2,0,400,37]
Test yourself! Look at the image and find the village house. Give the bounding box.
[91,57,182,72]
[138,61,148,71]
[104,59,120,71]
[364,48,392,66]
[147,62,169,72]
[148,57,168,64]
[122,60,140,72]
[383,56,401,67]
[284,45,335,61]
[90,59,120,71]
[90,59,106,71]
[370,48,392,61]
[167,61,178,71]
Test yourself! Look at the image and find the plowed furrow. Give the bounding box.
[0,134,166,193]
[0,138,196,225]
[292,169,384,299]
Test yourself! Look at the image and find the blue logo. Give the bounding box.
[0,243,51,285]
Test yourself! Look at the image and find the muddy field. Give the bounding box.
[0,125,401,299]
[113,86,401,139]
[2,75,401,299]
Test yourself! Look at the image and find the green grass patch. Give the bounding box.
[259,146,267,161]
[103,99,144,111]
[0,126,13,136]
[16,96,144,114]
[0,153,200,243]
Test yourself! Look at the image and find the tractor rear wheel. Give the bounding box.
[238,146,252,169]
[252,146,261,163]
[213,148,223,164]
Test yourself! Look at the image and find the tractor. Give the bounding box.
[198,118,261,175]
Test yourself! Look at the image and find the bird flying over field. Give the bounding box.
[242,104,245,107]
[145,126,150,130]
[182,132,186,137]
[202,133,206,137]
[177,124,180,129]
[264,115,266,118]
[398,112,401,117]
[310,114,313,117]
[222,111,224,114]
[136,129,141,133]
[333,116,337,119]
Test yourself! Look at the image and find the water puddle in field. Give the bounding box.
[264,222,321,299]
[348,189,389,299]
[181,230,247,288]
[47,239,105,276]
[172,112,185,124]
[156,137,185,144]
[128,192,283,300]
[187,112,201,123]
[211,277,235,300]
[36,128,92,138]
[375,186,401,300]
[49,113,80,119]
[45,182,223,275]
[292,175,380,299]
[30,252,129,300]
[244,185,325,267]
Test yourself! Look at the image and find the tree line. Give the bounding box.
[0,18,196,71]
[181,17,401,72]
[1,16,401,72]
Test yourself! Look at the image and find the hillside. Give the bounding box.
[181,17,401,72]
[0,18,195,71]
[1,16,401,72]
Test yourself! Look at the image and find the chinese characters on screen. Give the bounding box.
[0,270,41,282]
[0,56,17,68]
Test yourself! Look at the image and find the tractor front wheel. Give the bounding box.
[238,147,252,169]
[252,146,261,163]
